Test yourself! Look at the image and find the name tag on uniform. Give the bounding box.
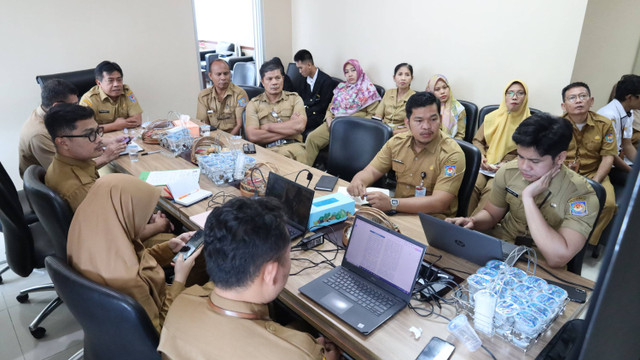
[414,186,426,197]
[99,110,110,114]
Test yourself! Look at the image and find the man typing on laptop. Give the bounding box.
[446,113,598,268]
[347,92,465,218]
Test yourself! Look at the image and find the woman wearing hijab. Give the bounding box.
[426,74,466,139]
[374,63,416,135]
[67,174,202,332]
[468,80,531,215]
[303,59,381,166]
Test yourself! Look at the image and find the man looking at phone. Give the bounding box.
[447,113,598,268]
[158,197,341,360]
[347,91,465,218]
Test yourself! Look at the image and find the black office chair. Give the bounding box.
[204,53,220,76]
[0,163,56,338]
[374,84,385,99]
[239,85,264,100]
[23,165,73,261]
[227,56,254,70]
[327,117,393,186]
[567,178,606,275]
[454,140,481,217]
[45,256,161,360]
[458,100,478,143]
[287,62,303,86]
[477,105,542,128]
[232,62,256,86]
[35,69,96,98]
[199,49,217,70]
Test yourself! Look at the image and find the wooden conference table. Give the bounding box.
[110,130,595,360]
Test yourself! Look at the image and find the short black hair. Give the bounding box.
[614,74,640,102]
[406,91,441,119]
[562,82,591,101]
[41,79,78,109]
[95,60,123,81]
[259,58,285,79]
[394,63,413,77]
[294,49,314,64]
[512,112,573,159]
[203,197,290,289]
[44,103,95,140]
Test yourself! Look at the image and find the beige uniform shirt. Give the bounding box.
[245,91,306,144]
[195,82,248,132]
[489,161,598,242]
[563,111,617,176]
[45,154,98,211]
[369,131,465,217]
[375,88,416,126]
[18,106,55,177]
[80,84,143,124]
[158,284,325,360]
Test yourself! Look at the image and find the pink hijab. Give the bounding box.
[329,59,381,116]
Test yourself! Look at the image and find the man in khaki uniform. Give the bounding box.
[245,59,307,161]
[447,113,598,268]
[561,82,617,246]
[18,79,78,178]
[80,60,143,132]
[348,92,465,218]
[195,59,248,135]
[158,197,340,360]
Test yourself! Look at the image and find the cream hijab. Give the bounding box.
[67,174,166,328]
[484,80,531,164]
[426,74,465,136]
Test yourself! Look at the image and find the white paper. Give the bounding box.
[479,168,497,178]
[167,176,211,206]
[145,169,201,186]
[337,186,390,206]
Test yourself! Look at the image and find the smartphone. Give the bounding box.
[416,337,455,360]
[172,229,205,263]
[314,175,338,191]
[243,143,256,154]
[547,280,587,303]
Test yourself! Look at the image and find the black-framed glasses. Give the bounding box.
[59,126,104,142]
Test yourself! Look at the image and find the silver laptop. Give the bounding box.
[299,215,426,335]
[418,213,518,266]
[265,172,315,240]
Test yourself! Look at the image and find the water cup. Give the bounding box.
[127,143,139,162]
[473,290,497,336]
[200,124,211,137]
[447,314,483,352]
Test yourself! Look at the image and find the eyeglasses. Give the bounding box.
[566,94,590,103]
[59,126,104,142]
[506,91,526,98]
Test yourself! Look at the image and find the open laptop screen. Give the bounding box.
[265,172,314,230]
[345,217,425,295]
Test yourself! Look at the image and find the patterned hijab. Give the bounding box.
[329,59,381,116]
[484,80,531,164]
[426,74,465,136]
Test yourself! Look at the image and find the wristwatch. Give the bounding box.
[390,198,399,211]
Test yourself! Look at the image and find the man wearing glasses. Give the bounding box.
[80,60,143,133]
[561,82,617,247]
[43,104,127,211]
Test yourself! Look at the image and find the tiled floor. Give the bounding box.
[0,232,603,360]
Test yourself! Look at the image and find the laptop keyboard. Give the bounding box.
[323,269,396,316]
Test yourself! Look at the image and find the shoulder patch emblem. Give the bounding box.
[238,97,247,107]
[444,165,456,177]
[128,94,137,103]
[604,133,614,143]
[570,201,588,216]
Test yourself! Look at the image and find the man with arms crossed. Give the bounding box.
[195,59,248,135]
[348,91,465,218]
[447,113,598,268]
[158,197,340,359]
[245,59,307,162]
[80,60,143,132]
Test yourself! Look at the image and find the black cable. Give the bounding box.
[481,344,497,360]
[529,260,594,291]
[206,191,237,210]
[294,168,313,188]
[438,267,473,276]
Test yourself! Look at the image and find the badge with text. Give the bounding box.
[570,201,588,216]
[444,165,456,177]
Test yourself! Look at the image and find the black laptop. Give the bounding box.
[418,213,518,266]
[265,172,315,240]
[299,215,426,335]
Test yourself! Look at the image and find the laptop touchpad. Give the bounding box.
[321,293,353,314]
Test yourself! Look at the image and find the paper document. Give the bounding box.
[166,175,212,207]
[479,169,497,178]
[337,186,390,206]
[140,168,201,186]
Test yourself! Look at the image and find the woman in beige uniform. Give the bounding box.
[374,63,416,134]
[67,174,201,332]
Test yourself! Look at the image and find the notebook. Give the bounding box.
[299,215,426,335]
[418,213,518,266]
[265,172,315,240]
[166,176,212,207]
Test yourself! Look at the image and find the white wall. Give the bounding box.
[194,0,255,47]
[291,0,588,115]
[263,0,292,62]
[571,0,640,109]
[0,0,201,187]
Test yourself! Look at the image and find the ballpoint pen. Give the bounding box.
[141,150,162,156]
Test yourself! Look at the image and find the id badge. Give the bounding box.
[415,186,426,197]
